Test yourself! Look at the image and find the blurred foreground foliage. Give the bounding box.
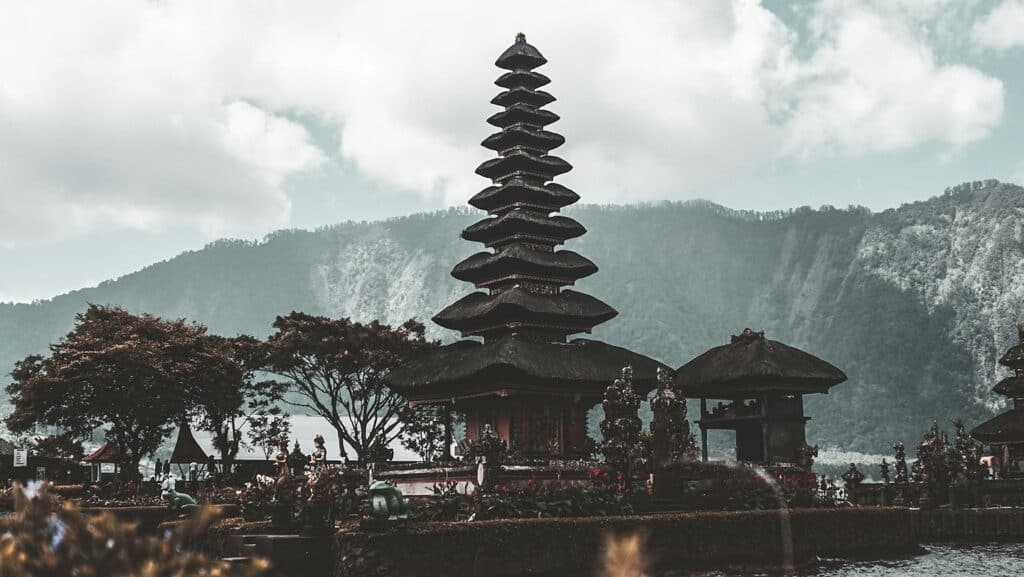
[0,482,268,577]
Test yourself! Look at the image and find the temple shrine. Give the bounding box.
[971,323,1024,477]
[674,329,846,466]
[388,34,664,458]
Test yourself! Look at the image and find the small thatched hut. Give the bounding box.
[675,329,847,466]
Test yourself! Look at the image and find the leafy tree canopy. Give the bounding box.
[4,305,237,479]
[258,312,437,462]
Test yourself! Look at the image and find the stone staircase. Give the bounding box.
[220,534,334,577]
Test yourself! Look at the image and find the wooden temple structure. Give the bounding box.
[82,441,122,482]
[388,34,664,458]
[675,329,846,466]
[972,324,1024,477]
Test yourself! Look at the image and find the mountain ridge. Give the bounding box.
[2,179,1021,453]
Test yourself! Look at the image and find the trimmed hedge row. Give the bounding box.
[335,507,917,577]
[51,484,87,498]
[79,504,241,533]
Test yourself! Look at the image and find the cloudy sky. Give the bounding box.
[1,0,1023,303]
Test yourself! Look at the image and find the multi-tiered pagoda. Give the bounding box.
[389,34,664,458]
[972,323,1024,476]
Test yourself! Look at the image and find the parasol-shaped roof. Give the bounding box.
[387,334,667,403]
[971,410,1024,444]
[495,32,547,71]
[674,328,847,397]
[82,441,122,462]
[169,422,210,464]
[994,376,1024,398]
[998,322,1024,370]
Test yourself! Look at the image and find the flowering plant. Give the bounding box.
[238,482,275,521]
[472,470,633,520]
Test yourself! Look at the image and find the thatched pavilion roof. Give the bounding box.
[169,422,209,464]
[994,376,1024,397]
[674,328,847,397]
[971,410,1024,445]
[388,335,667,403]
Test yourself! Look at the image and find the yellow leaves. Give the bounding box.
[0,484,268,577]
[600,533,647,577]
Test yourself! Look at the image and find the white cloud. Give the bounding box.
[972,0,1024,51]
[0,0,1007,245]
[778,0,1004,158]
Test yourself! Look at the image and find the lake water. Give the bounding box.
[661,543,1024,576]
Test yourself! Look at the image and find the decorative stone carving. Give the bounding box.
[601,366,642,479]
[650,367,695,467]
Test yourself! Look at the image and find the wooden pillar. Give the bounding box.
[700,398,709,462]
[496,405,511,443]
[761,394,770,464]
[761,421,769,464]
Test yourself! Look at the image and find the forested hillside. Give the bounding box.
[2,179,1021,454]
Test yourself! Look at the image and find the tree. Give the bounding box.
[188,335,287,471]
[257,312,436,462]
[28,433,84,462]
[247,413,292,460]
[400,403,463,462]
[4,305,226,480]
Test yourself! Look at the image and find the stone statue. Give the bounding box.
[796,443,819,471]
[288,440,308,476]
[310,434,328,476]
[163,487,199,518]
[601,366,642,480]
[650,366,694,466]
[842,463,865,488]
[275,439,290,479]
[160,474,176,494]
[893,441,908,484]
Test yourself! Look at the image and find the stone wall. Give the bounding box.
[911,508,1024,541]
[334,508,916,577]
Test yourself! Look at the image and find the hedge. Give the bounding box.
[79,504,241,533]
[335,507,917,577]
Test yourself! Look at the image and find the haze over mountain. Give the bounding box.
[2,179,1022,454]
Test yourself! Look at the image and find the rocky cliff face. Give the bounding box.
[2,180,1021,452]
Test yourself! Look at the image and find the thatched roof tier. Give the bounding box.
[462,211,585,247]
[482,125,564,154]
[496,70,550,90]
[486,105,560,129]
[490,87,556,109]
[452,245,597,287]
[675,329,847,397]
[433,288,616,337]
[994,376,1024,397]
[999,325,1024,371]
[387,335,667,402]
[496,32,548,70]
[469,180,578,214]
[971,410,1024,444]
[475,150,571,181]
